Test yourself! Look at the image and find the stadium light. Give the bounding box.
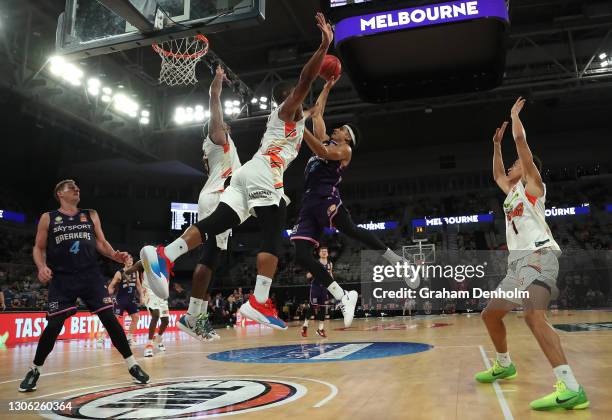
[260,96,268,103]
[599,53,607,60]
[224,100,233,108]
[250,97,258,104]
[102,87,112,95]
[101,95,111,103]
[195,105,204,112]
[259,103,267,110]
[141,110,150,118]
[48,56,65,76]
[601,61,609,68]
[139,117,150,125]
[232,100,240,106]
[204,110,211,118]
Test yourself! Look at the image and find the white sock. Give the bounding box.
[124,355,137,369]
[496,352,511,368]
[201,300,208,315]
[254,275,272,304]
[382,248,403,264]
[32,364,42,373]
[303,320,308,327]
[318,322,324,330]
[164,238,188,262]
[554,365,580,392]
[187,297,203,322]
[327,281,345,301]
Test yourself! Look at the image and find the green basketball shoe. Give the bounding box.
[474,360,517,383]
[530,381,589,411]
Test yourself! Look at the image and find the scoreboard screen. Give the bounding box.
[330,0,373,7]
[170,202,198,231]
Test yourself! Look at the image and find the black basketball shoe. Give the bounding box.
[129,364,150,384]
[19,367,40,392]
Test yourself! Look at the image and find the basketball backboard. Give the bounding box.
[56,0,265,59]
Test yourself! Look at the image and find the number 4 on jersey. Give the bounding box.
[70,241,80,254]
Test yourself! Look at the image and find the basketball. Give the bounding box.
[319,54,342,81]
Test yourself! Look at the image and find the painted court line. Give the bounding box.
[478,345,514,420]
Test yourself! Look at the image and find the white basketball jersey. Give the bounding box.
[254,104,305,187]
[201,134,241,194]
[503,181,561,262]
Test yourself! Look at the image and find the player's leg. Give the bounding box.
[301,304,310,337]
[127,305,139,344]
[179,238,221,341]
[520,251,588,410]
[474,297,518,383]
[140,202,241,297]
[155,300,170,352]
[315,305,327,337]
[145,308,160,357]
[333,206,419,288]
[293,239,358,327]
[238,202,287,329]
[19,310,71,392]
[96,308,149,383]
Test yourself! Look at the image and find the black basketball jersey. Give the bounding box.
[46,209,98,273]
[116,271,138,301]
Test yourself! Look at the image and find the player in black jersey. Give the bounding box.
[19,180,149,392]
[108,255,143,345]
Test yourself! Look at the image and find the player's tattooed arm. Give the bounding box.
[208,64,229,146]
[303,128,351,162]
[33,212,53,284]
[89,210,129,264]
[279,13,333,122]
[492,121,511,194]
[510,97,544,197]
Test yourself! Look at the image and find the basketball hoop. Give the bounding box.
[152,34,209,86]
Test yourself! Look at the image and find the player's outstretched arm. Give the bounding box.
[89,210,129,264]
[33,212,52,284]
[510,97,544,197]
[124,260,144,275]
[279,13,333,122]
[303,128,351,162]
[208,64,228,146]
[312,77,338,141]
[492,121,511,194]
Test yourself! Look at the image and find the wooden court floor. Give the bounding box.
[0,310,610,419]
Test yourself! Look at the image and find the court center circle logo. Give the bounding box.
[45,378,306,419]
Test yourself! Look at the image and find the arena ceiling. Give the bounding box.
[1,0,612,168]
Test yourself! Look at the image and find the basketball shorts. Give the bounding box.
[198,190,231,250]
[114,297,139,316]
[220,157,289,223]
[144,286,169,317]
[310,281,330,307]
[497,248,559,305]
[47,269,114,318]
[290,195,342,247]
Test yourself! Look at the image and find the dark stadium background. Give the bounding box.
[0,0,610,323]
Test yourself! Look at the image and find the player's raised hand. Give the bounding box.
[493,121,508,145]
[316,13,333,48]
[37,265,53,284]
[511,97,526,118]
[210,64,228,96]
[324,75,340,91]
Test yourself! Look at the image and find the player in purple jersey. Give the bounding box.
[108,255,143,345]
[291,79,419,328]
[19,180,149,392]
[301,246,332,338]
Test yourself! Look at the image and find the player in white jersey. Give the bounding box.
[177,65,241,341]
[139,13,353,330]
[474,97,589,411]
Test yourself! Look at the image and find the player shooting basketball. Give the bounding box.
[291,78,419,327]
[139,13,365,330]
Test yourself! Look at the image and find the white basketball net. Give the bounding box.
[153,35,209,86]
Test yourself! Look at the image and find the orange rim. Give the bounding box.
[152,34,209,59]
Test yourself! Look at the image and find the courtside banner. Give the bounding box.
[335,0,509,45]
[0,310,184,347]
